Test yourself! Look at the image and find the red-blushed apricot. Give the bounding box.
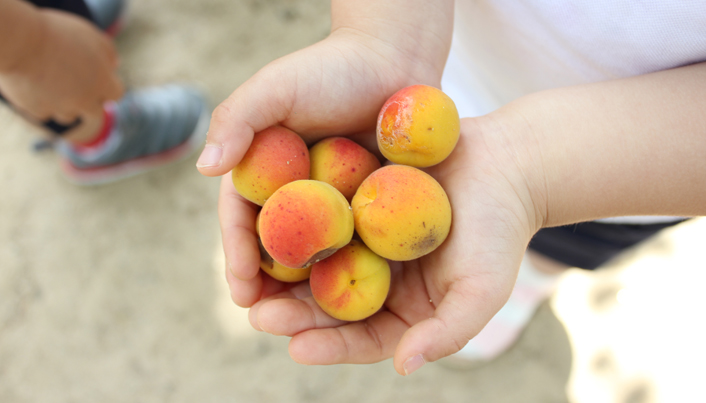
[309,137,381,202]
[310,240,390,321]
[351,165,451,261]
[377,85,460,167]
[232,126,309,206]
[259,180,354,268]
[258,241,311,282]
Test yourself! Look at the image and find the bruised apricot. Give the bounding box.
[377,85,460,167]
[259,241,311,282]
[232,126,309,206]
[259,180,354,268]
[351,165,451,261]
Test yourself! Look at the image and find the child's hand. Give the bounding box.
[211,25,449,310]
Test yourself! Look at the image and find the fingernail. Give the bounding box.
[403,354,426,376]
[256,317,269,333]
[196,144,223,168]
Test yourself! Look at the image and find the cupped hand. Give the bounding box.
[209,28,446,302]
[0,9,123,124]
[196,28,445,176]
[220,113,543,375]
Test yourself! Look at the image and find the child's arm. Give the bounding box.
[505,61,706,226]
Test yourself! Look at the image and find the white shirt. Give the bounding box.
[441,0,706,225]
[442,0,706,117]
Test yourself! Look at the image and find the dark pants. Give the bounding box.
[0,0,95,134]
[529,220,686,270]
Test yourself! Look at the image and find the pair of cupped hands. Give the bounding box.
[198,30,546,376]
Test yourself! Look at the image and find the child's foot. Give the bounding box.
[84,0,128,36]
[56,84,209,185]
[442,254,563,368]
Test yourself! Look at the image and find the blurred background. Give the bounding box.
[1,0,704,402]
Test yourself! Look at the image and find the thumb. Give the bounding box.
[196,65,293,176]
[392,277,513,376]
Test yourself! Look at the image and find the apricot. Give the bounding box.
[232,126,309,206]
[259,242,311,282]
[254,213,311,282]
[309,137,381,202]
[259,180,354,268]
[310,240,390,321]
[377,84,460,167]
[351,165,451,261]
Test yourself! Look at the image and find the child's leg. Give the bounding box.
[0,0,124,142]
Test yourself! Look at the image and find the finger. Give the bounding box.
[252,286,346,335]
[246,278,309,330]
[196,64,294,175]
[218,174,260,281]
[288,310,410,365]
[225,267,263,308]
[392,277,510,376]
[226,263,298,311]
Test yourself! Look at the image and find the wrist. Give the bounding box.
[330,0,453,86]
[472,107,549,237]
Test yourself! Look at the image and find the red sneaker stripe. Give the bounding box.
[73,106,115,151]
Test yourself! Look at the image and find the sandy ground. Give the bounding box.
[1,1,705,402]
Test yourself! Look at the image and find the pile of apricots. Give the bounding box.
[231,84,460,321]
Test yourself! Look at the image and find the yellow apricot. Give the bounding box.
[259,180,354,268]
[377,85,460,167]
[309,137,381,202]
[351,165,451,261]
[232,126,309,206]
[310,240,390,321]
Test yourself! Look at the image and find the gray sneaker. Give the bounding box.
[57,84,210,185]
[84,0,128,36]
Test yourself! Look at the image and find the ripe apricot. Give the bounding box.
[259,180,354,268]
[351,165,451,261]
[377,85,460,167]
[232,126,309,206]
[259,242,311,282]
[310,240,390,321]
[309,137,381,202]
